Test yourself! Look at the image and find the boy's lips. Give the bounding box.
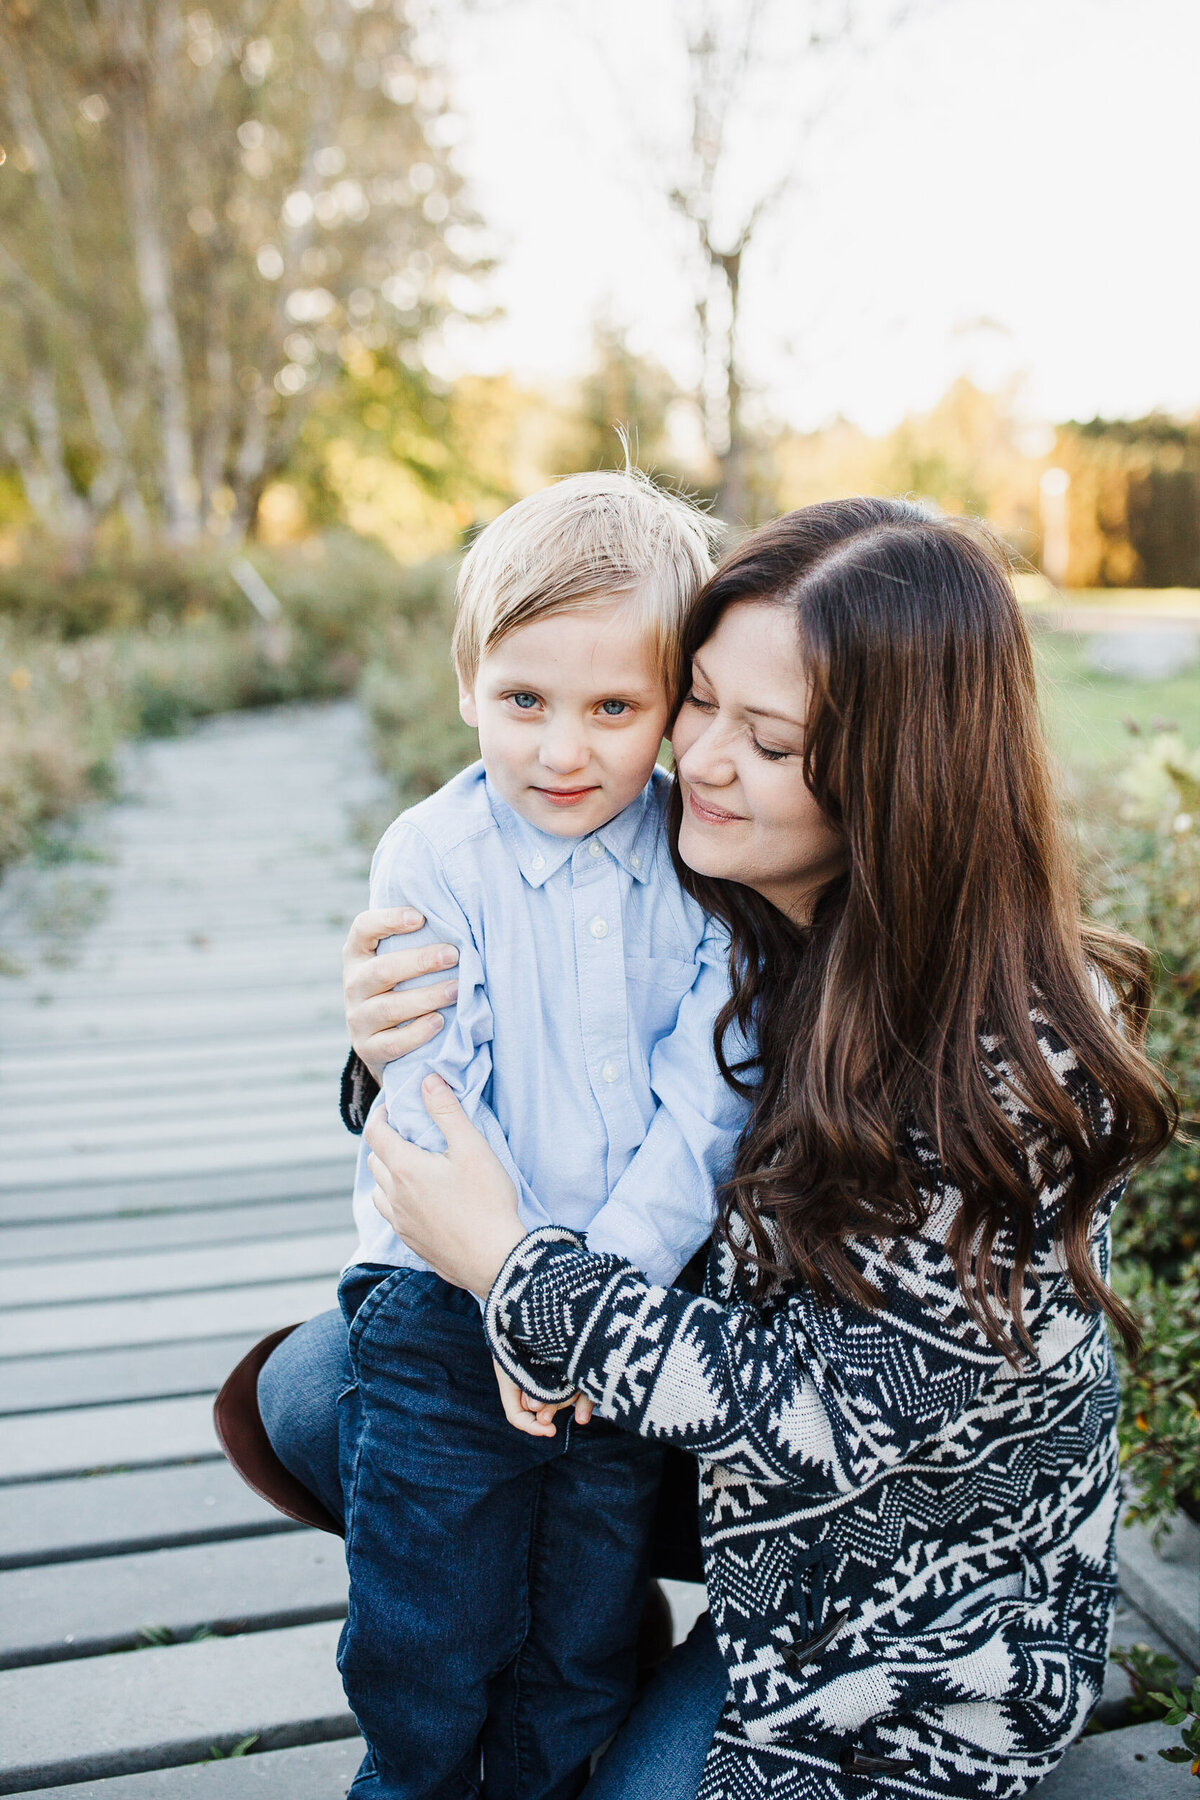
[532,784,600,807]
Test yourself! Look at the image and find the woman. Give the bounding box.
[276,499,1174,1797]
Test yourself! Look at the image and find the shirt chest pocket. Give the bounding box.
[624,954,698,1044]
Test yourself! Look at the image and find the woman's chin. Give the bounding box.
[677,825,733,883]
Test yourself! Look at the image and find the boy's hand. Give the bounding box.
[491,1361,594,1437]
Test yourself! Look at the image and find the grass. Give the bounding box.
[1035,630,1200,770]
[1015,576,1200,619]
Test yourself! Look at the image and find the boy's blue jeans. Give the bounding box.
[263,1267,664,1800]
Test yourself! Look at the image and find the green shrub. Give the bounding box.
[1080,746,1200,1532]
[0,536,455,870]
[0,533,445,655]
[359,609,478,813]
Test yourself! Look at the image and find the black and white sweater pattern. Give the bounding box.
[485,1016,1124,1797]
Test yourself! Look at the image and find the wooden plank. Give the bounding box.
[0,991,348,1056]
[0,1336,260,1416]
[1117,1511,1200,1670]
[0,1161,353,1226]
[0,1619,353,1792]
[0,1463,293,1570]
[3,1076,339,1134]
[0,1396,219,1483]
[0,1120,353,1179]
[0,1198,349,1266]
[1034,1720,1200,1797]
[11,1737,363,1798]
[0,1277,339,1360]
[0,1532,347,1668]
[0,1133,355,1194]
[0,1232,354,1308]
[0,1036,348,1097]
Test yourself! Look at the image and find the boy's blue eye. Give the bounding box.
[510,693,539,710]
[599,700,629,716]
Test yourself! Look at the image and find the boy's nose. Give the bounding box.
[538,727,587,774]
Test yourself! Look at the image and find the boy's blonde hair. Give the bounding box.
[452,470,720,700]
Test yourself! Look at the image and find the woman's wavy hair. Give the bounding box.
[668,497,1176,1355]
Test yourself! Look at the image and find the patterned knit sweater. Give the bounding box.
[484,1014,1124,1796]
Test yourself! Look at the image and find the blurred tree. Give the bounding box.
[553,322,704,490]
[1050,416,1200,589]
[613,0,919,526]
[772,378,1045,560]
[0,0,489,543]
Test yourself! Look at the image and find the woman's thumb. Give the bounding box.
[421,1072,467,1142]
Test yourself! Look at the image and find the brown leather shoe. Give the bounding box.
[212,1325,343,1537]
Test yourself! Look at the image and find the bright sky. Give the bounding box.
[434,0,1200,435]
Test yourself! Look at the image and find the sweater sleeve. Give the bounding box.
[484,1131,1118,1490]
[340,1050,380,1134]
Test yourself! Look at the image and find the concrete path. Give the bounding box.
[0,701,1192,1795]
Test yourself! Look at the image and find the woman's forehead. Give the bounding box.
[695,601,807,722]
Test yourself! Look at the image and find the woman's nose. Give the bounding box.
[676,719,735,788]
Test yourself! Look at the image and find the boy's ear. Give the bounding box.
[457,673,479,729]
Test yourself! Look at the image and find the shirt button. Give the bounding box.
[588,840,604,859]
[630,853,642,870]
[531,853,545,871]
[589,916,609,939]
[601,1059,620,1083]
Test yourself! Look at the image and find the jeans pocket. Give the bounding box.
[340,1265,412,1361]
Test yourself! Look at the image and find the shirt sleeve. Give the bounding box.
[584,942,752,1286]
[368,820,554,1232]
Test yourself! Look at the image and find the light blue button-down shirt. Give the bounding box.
[351,761,750,1286]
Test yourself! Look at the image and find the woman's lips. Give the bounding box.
[533,785,598,808]
[686,787,742,825]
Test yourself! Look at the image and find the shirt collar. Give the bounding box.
[486,774,662,888]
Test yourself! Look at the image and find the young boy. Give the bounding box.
[341,471,746,1800]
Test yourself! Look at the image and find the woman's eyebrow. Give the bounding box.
[691,652,803,729]
[742,704,805,729]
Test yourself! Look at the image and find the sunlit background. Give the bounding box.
[0,0,1196,1609]
[0,5,1197,1780]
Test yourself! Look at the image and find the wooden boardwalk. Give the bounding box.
[0,703,372,1795]
[0,699,1192,1797]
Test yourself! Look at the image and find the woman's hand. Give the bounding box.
[343,908,460,1083]
[364,1074,525,1298]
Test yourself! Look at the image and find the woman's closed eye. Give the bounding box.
[752,737,791,762]
[681,689,715,712]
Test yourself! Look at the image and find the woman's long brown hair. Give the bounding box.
[670,498,1176,1356]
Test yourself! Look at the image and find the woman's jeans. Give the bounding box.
[581,1614,727,1800]
[261,1274,664,1800]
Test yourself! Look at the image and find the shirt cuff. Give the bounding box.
[483,1226,592,1404]
[585,1209,682,1288]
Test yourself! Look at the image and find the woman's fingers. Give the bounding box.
[574,1395,594,1425]
[344,943,458,1008]
[419,1073,473,1147]
[342,907,425,959]
[362,1018,445,1068]
[359,980,458,1034]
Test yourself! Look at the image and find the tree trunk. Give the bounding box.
[0,46,138,528]
[714,249,749,526]
[116,83,201,541]
[24,368,90,538]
